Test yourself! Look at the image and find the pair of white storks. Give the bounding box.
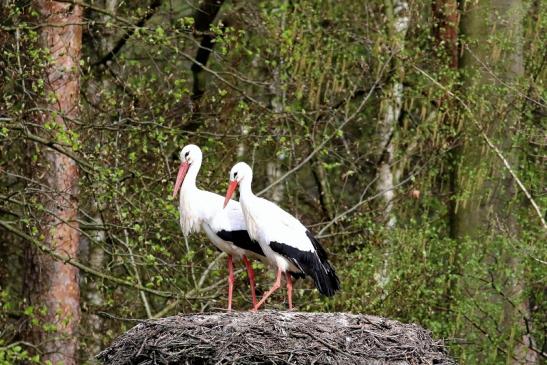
[172,145,339,311]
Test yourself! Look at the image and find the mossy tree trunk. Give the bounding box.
[457,1,537,363]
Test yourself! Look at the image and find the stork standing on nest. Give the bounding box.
[223,162,340,310]
[172,145,265,311]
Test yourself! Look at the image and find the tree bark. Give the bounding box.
[376,0,409,230]
[457,1,523,242]
[26,2,83,364]
[83,0,118,357]
[432,0,459,68]
[191,0,226,101]
[458,1,536,363]
[431,0,461,307]
[375,0,409,292]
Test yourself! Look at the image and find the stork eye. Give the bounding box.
[234,172,238,178]
[184,152,189,157]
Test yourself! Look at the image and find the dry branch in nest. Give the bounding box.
[97,311,455,364]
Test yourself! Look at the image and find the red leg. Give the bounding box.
[253,268,282,311]
[227,255,234,312]
[286,272,293,310]
[242,256,257,308]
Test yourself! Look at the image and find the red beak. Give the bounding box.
[223,180,239,208]
[172,161,190,198]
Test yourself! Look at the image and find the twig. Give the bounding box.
[257,58,391,196]
[0,219,177,298]
[413,64,547,230]
[94,0,163,67]
[464,45,546,108]
[124,229,153,318]
[198,252,226,288]
[9,125,95,172]
[318,163,426,236]
[55,0,134,26]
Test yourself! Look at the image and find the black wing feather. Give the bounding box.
[269,230,340,296]
[216,230,265,257]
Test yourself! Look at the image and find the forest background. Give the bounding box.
[0,0,545,364]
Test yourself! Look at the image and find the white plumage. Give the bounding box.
[173,146,265,310]
[224,162,340,310]
[240,197,311,271]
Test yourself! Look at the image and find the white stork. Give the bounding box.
[223,162,340,310]
[172,145,266,311]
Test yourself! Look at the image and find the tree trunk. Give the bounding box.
[432,0,459,69]
[458,1,536,363]
[83,0,118,357]
[191,0,225,101]
[376,0,409,230]
[26,2,83,364]
[431,0,461,308]
[457,1,523,248]
[375,0,409,292]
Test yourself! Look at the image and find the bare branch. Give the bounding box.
[0,219,178,298]
[257,58,391,196]
[413,64,547,230]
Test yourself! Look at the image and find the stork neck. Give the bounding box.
[181,160,201,191]
[238,176,254,200]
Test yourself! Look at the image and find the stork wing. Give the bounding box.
[257,197,315,252]
[253,197,339,296]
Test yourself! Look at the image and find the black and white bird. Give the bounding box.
[172,145,265,310]
[223,162,340,310]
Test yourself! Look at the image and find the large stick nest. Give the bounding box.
[97,311,455,364]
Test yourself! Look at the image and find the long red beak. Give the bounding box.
[172,161,190,198]
[223,180,239,208]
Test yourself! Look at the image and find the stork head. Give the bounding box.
[223,162,252,208]
[172,144,202,198]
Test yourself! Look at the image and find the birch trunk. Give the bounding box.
[377,0,409,229]
[374,0,409,290]
[266,3,287,204]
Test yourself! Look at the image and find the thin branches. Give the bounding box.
[0,219,177,298]
[257,58,391,196]
[413,64,547,230]
[94,0,163,67]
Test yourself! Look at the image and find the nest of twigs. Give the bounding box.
[97,311,455,365]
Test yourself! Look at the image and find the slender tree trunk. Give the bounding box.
[266,3,287,205]
[458,1,536,363]
[311,158,334,221]
[191,0,225,101]
[432,0,459,69]
[375,0,409,291]
[432,0,461,308]
[26,2,83,364]
[377,0,409,229]
[83,0,118,356]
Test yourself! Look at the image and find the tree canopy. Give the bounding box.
[0,0,545,364]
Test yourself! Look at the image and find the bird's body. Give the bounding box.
[179,186,264,260]
[224,162,340,310]
[173,145,265,310]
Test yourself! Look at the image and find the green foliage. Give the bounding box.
[0,0,545,364]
